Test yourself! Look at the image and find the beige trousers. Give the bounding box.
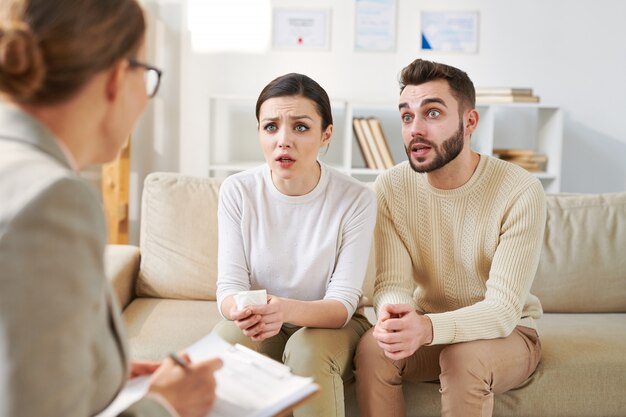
[354,325,541,417]
[213,313,371,417]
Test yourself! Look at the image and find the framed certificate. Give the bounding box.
[355,0,397,52]
[421,11,479,53]
[272,8,331,50]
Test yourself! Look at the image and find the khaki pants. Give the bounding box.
[213,313,372,417]
[354,325,541,417]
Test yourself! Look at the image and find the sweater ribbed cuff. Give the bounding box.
[425,313,456,345]
[374,293,416,318]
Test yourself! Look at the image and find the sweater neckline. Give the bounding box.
[422,154,489,197]
[263,161,328,204]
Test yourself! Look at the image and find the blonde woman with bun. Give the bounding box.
[0,1,222,416]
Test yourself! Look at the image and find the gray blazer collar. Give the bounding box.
[0,103,71,169]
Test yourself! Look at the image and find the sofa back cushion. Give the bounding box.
[136,173,221,300]
[136,172,626,313]
[361,241,376,305]
[531,192,626,313]
[361,183,377,305]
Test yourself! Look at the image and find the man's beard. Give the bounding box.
[405,120,465,173]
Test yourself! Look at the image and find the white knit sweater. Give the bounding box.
[216,162,377,324]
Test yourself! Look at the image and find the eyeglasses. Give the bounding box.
[128,58,163,98]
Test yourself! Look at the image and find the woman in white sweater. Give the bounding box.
[215,73,376,417]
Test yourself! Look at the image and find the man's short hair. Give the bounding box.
[399,59,476,112]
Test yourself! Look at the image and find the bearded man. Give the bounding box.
[354,59,546,417]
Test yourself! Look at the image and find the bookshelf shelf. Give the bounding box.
[207,97,563,192]
[350,168,385,175]
[533,172,557,180]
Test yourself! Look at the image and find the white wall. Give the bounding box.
[132,0,626,242]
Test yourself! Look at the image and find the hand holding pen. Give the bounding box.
[147,351,223,417]
[169,352,190,369]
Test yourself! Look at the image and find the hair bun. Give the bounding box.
[0,22,46,100]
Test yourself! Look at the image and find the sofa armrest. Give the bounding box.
[104,244,141,310]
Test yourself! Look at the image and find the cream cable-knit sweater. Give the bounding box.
[373,156,546,345]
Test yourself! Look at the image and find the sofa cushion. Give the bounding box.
[531,192,626,313]
[124,301,626,416]
[136,173,222,300]
[123,298,222,360]
[361,241,376,305]
[345,313,626,417]
[104,244,140,309]
[522,313,626,416]
[360,182,377,306]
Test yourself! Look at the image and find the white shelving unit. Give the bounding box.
[207,96,347,178]
[207,96,563,192]
[474,103,563,193]
[345,102,402,182]
[207,96,259,177]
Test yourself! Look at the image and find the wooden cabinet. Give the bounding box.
[101,141,130,244]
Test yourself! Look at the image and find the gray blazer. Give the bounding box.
[0,104,170,417]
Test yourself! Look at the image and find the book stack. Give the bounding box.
[493,148,548,172]
[352,117,395,170]
[475,87,540,103]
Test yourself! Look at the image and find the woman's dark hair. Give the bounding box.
[0,0,145,105]
[255,73,333,130]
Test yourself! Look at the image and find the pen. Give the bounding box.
[169,352,189,370]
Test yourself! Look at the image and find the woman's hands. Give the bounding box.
[229,295,285,341]
[224,294,348,341]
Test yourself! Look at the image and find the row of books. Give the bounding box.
[352,115,548,174]
[475,87,540,103]
[493,148,548,172]
[352,117,395,170]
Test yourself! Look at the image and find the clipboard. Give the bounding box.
[98,333,319,417]
[186,334,320,417]
[272,389,320,417]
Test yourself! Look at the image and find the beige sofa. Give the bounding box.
[106,172,626,417]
